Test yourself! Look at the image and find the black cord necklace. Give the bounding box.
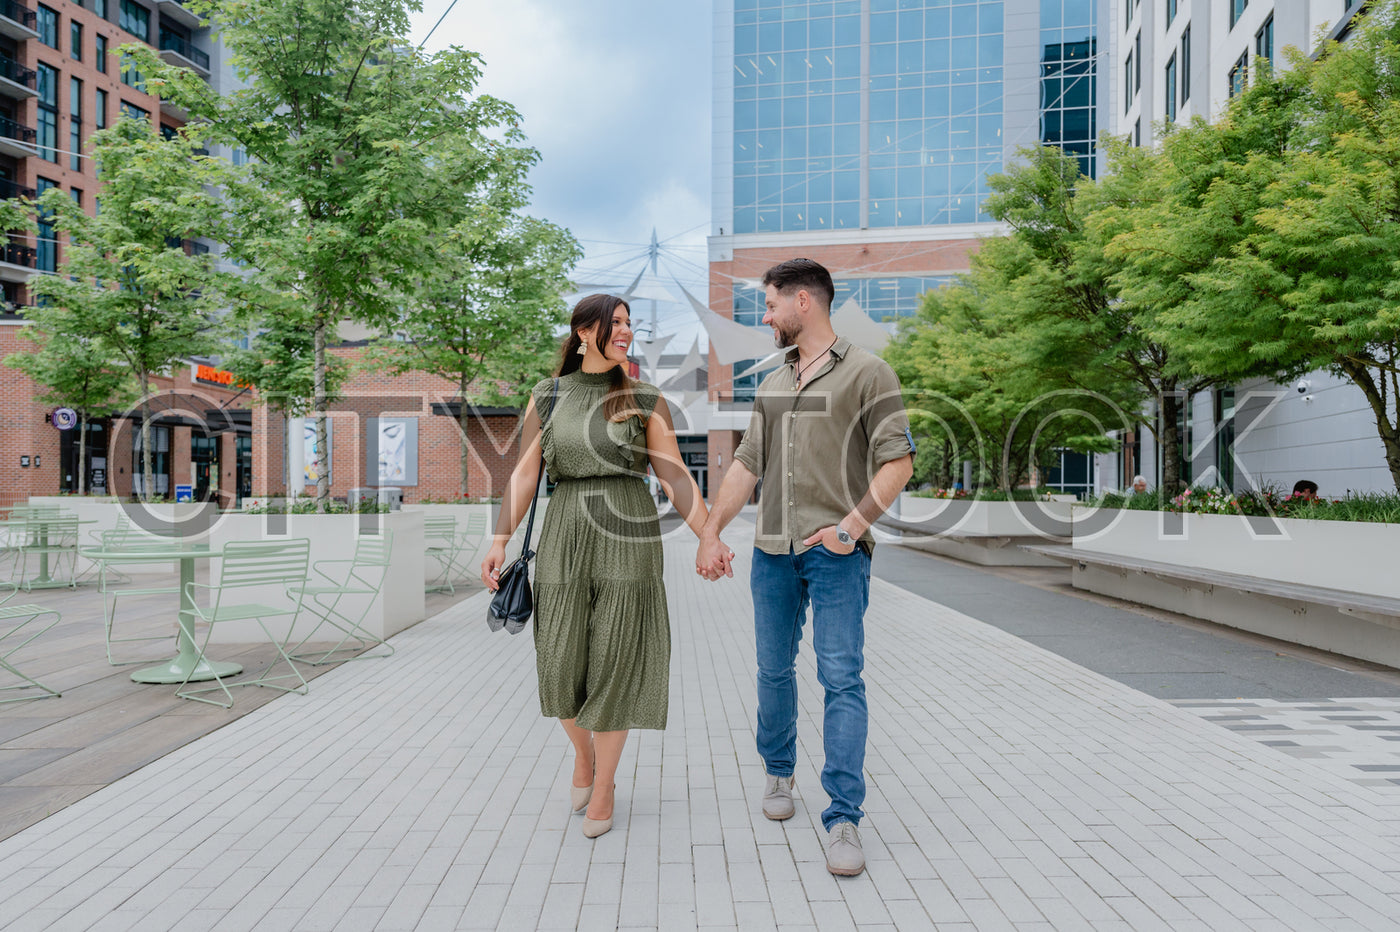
[794,337,839,388]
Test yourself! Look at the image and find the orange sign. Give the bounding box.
[194,364,247,388]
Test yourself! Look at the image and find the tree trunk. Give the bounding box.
[139,371,153,502]
[313,317,329,513]
[1158,387,1182,493]
[936,437,953,490]
[1339,359,1400,492]
[77,413,87,496]
[457,375,470,499]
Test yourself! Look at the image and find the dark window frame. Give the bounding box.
[36,63,59,164]
[1165,53,1178,122]
[1181,24,1191,103]
[36,4,58,49]
[1229,51,1248,98]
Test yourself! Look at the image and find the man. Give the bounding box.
[696,258,915,877]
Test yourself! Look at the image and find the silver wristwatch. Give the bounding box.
[835,524,854,546]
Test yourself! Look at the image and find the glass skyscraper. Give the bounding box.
[711,0,1098,402]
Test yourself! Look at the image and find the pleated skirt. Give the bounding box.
[532,474,670,731]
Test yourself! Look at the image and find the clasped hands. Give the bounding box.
[694,534,735,581]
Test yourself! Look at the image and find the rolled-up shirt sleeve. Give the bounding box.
[733,403,765,476]
[863,362,916,467]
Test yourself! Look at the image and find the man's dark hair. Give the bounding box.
[1292,479,1319,496]
[762,258,836,311]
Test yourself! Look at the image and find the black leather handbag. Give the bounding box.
[487,379,556,634]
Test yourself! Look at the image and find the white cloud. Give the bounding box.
[414,0,712,312]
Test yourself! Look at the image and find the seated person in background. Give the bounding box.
[1291,479,1319,501]
[1131,475,1148,494]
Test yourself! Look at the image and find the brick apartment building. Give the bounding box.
[0,0,528,509]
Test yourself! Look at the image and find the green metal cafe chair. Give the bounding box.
[0,583,62,704]
[176,538,311,709]
[286,530,395,666]
[96,526,182,666]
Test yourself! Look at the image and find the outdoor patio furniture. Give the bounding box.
[0,582,62,704]
[424,515,463,594]
[286,530,395,665]
[96,528,182,666]
[12,513,84,591]
[424,513,489,595]
[176,538,311,709]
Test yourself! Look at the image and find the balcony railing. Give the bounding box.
[0,114,36,145]
[159,29,209,70]
[0,53,35,89]
[0,177,35,200]
[1,241,36,268]
[0,0,36,31]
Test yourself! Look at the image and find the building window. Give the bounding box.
[35,177,57,272]
[95,88,107,129]
[69,77,81,171]
[118,0,148,41]
[69,188,81,208]
[95,34,106,73]
[119,100,148,123]
[1255,14,1274,68]
[1229,0,1248,29]
[1123,48,1134,113]
[1181,25,1191,102]
[70,21,81,60]
[132,425,171,497]
[94,0,107,18]
[119,52,144,91]
[1166,0,1177,24]
[1134,32,1141,91]
[1124,0,1132,29]
[1229,51,1248,97]
[1165,54,1177,122]
[36,64,58,163]
[1134,118,1141,147]
[36,5,58,48]
[1041,29,1098,180]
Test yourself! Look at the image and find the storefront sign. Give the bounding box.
[194,364,245,387]
[50,407,77,430]
[175,484,194,503]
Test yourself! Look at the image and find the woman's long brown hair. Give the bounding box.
[557,294,646,423]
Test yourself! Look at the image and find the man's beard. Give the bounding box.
[772,320,799,348]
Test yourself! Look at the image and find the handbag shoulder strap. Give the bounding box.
[519,378,558,554]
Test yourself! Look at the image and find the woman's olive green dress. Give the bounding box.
[530,370,670,732]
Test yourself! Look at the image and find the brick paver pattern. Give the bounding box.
[2,520,1399,930]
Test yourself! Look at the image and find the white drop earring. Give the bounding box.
[576,340,588,356]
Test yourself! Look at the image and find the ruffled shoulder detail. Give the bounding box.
[604,381,662,459]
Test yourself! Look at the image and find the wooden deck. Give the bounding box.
[0,567,479,841]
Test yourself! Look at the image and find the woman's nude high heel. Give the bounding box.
[570,782,594,813]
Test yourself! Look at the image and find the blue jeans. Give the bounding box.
[751,544,871,830]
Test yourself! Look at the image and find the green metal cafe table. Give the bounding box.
[79,543,242,684]
[1,514,97,590]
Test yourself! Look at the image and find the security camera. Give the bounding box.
[1295,379,1312,394]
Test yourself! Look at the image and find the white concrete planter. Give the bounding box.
[205,511,426,645]
[28,497,219,576]
[886,496,1074,566]
[1068,508,1400,667]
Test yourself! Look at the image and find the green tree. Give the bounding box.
[987,144,1217,491]
[368,202,581,495]
[137,0,536,509]
[886,235,1123,491]
[23,116,224,500]
[1119,15,1400,490]
[4,319,138,494]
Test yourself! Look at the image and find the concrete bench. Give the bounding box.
[1023,543,1400,668]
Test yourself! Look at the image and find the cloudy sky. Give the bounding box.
[409,0,713,342]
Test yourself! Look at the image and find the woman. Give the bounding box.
[481,294,723,839]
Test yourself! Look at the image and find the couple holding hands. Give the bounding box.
[481,258,914,876]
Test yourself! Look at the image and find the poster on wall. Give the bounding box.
[303,419,332,485]
[378,420,407,482]
[366,417,418,486]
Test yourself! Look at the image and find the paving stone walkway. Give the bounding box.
[2,520,1399,930]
